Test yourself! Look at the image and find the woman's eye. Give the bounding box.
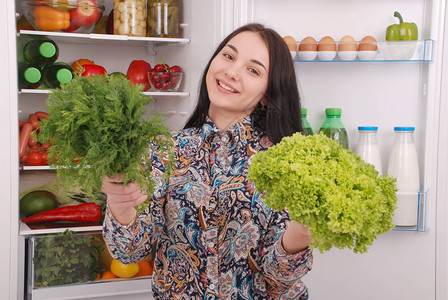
[223,53,234,60]
[248,68,259,75]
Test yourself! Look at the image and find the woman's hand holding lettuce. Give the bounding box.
[248,132,397,253]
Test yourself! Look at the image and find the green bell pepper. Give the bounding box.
[386,11,418,41]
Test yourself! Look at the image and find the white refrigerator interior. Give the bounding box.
[1,0,448,299]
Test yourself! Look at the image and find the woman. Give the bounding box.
[102,23,313,299]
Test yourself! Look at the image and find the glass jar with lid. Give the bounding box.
[147,0,179,37]
[114,0,147,37]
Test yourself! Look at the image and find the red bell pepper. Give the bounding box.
[80,64,108,77]
[126,60,151,91]
[21,203,101,224]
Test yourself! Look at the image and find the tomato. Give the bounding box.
[169,65,182,73]
[153,64,168,72]
[40,150,48,165]
[71,58,95,74]
[160,72,170,82]
[27,151,42,166]
[81,64,107,77]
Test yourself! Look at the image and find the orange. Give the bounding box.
[110,259,139,278]
[71,58,95,74]
[135,260,153,276]
[95,270,118,280]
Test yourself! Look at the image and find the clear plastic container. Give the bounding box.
[355,126,382,175]
[114,0,147,37]
[301,108,314,136]
[319,108,349,149]
[147,0,179,37]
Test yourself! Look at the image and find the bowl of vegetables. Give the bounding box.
[148,64,183,91]
[21,0,105,33]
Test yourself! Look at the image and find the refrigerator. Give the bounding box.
[1,0,447,299]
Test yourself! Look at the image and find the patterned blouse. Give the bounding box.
[103,115,313,299]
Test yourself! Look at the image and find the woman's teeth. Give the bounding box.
[218,80,237,93]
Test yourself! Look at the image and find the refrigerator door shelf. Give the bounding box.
[294,39,434,62]
[392,189,428,232]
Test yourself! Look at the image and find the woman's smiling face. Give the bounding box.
[206,31,270,129]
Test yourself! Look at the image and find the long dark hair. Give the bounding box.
[184,23,303,144]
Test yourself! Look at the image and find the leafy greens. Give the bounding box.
[248,132,397,253]
[38,75,172,212]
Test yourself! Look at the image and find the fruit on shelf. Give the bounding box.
[70,0,102,27]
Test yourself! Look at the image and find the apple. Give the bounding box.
[70,0,101,27]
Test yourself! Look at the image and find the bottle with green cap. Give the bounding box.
[319,108,349,149]
[23,37,59,67]
[301,108,314,136]
[18,64,42,89]
[42,62,74,89]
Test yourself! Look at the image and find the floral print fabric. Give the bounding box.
[103,116,313,299]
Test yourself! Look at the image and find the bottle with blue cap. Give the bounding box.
[319,108,349,149]
[355,126,382,175]
[387,127,420,226]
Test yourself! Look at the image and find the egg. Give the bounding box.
[318,36,336,51]
[299,37,317,51]
[338,35,357,51]
[358,36,378,51]
[282,36,297,51]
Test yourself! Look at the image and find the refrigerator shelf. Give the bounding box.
[18,30,190,47]
[20,221,102,236]
[20,89,190,97]
[392,189,428,232]
[292,39,434,62]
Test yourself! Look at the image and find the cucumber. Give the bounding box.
[20,190,58,217]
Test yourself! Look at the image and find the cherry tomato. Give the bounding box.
[40,150,48,165]
[162,82,171,90]
[169,65,182,73]
[154,82,162,89]
[171,75,180,86]
[27,151,42,166]
[160,72,171,83]
[153,64,168,72]
[151,73,160,83]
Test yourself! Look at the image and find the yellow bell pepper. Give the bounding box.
[33,6,70,31]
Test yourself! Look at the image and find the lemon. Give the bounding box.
[110,259,139,278]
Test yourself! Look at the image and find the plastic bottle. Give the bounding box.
[23,37,59,67]
[42,62,74,89]
[387,127,420,226]
[301,108,314,136]
[319,108,349,149]
[18,64,42,90]
[355,126,382,175]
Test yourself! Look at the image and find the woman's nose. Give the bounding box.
[225,64,242,81]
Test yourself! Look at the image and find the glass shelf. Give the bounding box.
[20,89,190,97]
[392,189,428,232]
[291,39,434,62]
[18,30,190,47]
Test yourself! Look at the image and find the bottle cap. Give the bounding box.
[24,67,41,83]
[301,108,307,116]
[394,127,415,131]
[358,126,378,131]
[39,42,56,58]
[56,68,73,84]
[325,108,342,116]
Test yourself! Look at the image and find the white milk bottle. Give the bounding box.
[387,127,420,226]
[355,126,383,175]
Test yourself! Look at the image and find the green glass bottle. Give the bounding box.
[23,37,59,67]
[18,64,42,89]
[319,108,349,149]
[301,108,314,136]
[42,62,74,89]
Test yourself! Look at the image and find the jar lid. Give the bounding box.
[394,127,415,131]
[358,126,378,131]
